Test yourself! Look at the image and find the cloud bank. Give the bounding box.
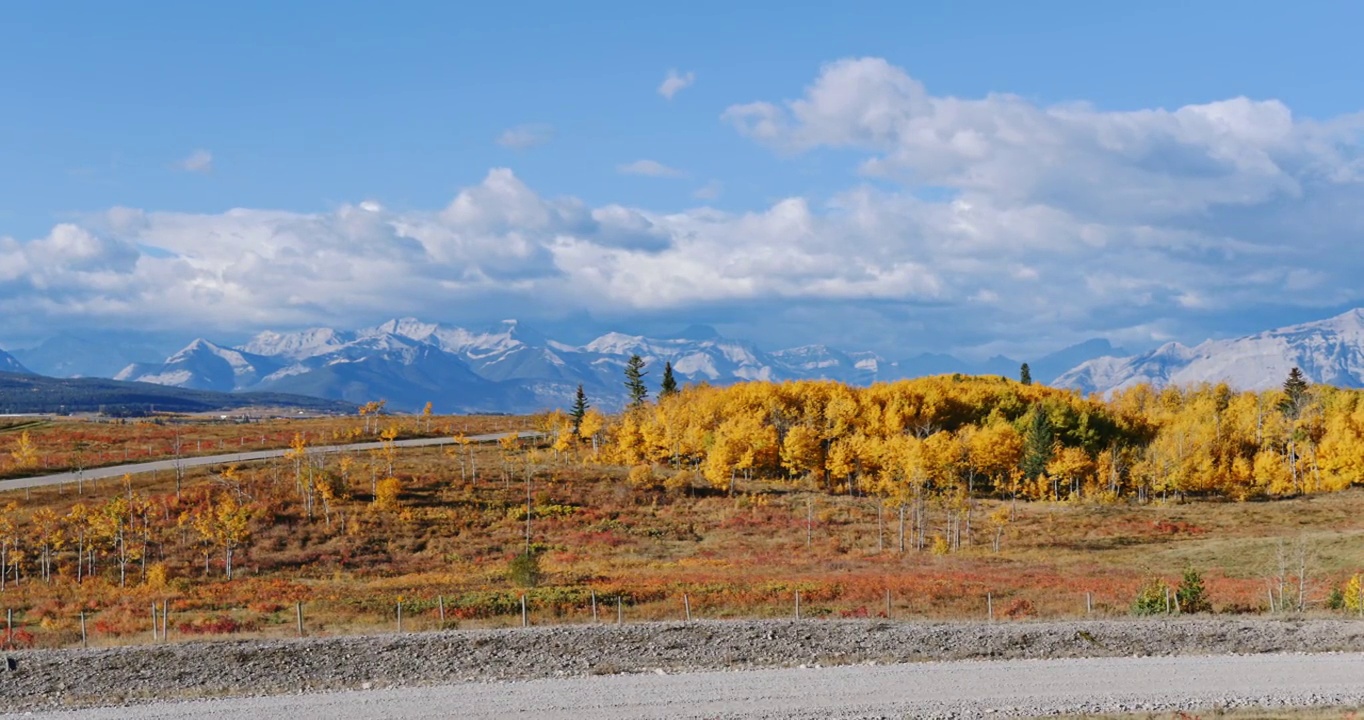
[5,57,1364,357]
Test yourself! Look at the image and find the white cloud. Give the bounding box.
[177,149,213,173]
[617,159,685,178]
[6,57,1364,358]
[657,69,695,100]
[496,124,554,149]
[692,180,723,201]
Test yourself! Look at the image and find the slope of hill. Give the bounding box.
[0,349,32,375]
[1055,309,1364,394]
[0,372,353,415]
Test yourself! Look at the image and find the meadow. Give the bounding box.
[2,404,1363,650]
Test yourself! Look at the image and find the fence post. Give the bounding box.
[520,594,528,628]
[616,596,622,625]
[885,589,892,619]
[151,603,158,642]
[987,593,993,622]
[795,591,801,620]
[684,593,692,622]
[162,600,170,640]
[591,591,598,623]
[296,602,305,637]
[80,611,87,649]
[6,608,11,645]
[397,602,403,633]
[1086,592,1093,616]
[438,596,446,625]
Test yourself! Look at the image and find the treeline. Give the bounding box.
[556,370,1364,503]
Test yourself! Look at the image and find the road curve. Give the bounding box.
[0,431,539,493]
[14,652,1364,719]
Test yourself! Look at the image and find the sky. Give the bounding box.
[3,1,1364,361]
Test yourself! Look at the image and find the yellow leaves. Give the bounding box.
[10,430,38,469]
[1253,448,1295,497]
[626,464,657,490]
[286,432,308,460]
[578,409,605,442]
[780,425,823,479]
[968,422,1023,479]
[145,562,169,589]
[1346,574,1364,613]
[373,476,402,510]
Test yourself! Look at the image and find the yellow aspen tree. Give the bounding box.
[10,431,38,471]
[193,493,252,580]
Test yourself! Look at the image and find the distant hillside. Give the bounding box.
[0,372,353,415]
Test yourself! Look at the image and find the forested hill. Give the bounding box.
[0,372,353,415]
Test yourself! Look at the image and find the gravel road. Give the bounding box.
[11,652,1364,719]
[6,618,1364,718]
[0,431,537,492]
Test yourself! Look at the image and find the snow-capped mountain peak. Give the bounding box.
[1055,308,1364,394]
[240,327,352,360]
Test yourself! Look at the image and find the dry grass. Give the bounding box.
[4,422,1364,647]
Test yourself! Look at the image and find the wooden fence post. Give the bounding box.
[520,594,528,628]
[397,602,403,633]
[151,603,158,642]
[296,602,305,637]
[987,593,993,622]
[795,591,801,620]
[591,591,598,623]
[616,596,622,625]
[438,596,446,625]
[79,611,87,649]
[684,593,692,622]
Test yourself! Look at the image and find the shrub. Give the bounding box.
[626,464,658,491]
[508,550,543,588]
[1175,567,1211,614]
[1132,577,1172,616]
[1344,574,1364,613]
[1327,586,1346,611]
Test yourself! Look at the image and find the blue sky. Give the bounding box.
[3,1,1364,360]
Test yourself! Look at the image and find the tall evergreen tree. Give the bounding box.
[659,361,679,397]
[624,354,649,408]
[569,384,589,437]
[1020,406,1053,481]
[1019,363,1033,386]
[1279,366,1310,419]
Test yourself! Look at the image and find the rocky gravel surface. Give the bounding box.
[5,617,1364,715]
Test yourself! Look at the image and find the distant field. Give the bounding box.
[0,413,526,480]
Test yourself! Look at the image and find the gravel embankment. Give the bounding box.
[4,617,1364,714]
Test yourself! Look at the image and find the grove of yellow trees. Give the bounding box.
[571,374,1364,504]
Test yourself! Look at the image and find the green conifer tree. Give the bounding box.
[569,384,589,436]
[624,354,649,409]
[659,361,679,397]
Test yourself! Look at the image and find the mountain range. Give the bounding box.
[91,318,1117,413]
[1056,309,1364,394]
[9,309,1364,414]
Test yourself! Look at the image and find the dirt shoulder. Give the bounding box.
[4,617,1364,714]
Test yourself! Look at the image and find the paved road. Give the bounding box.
[15,652,1364,719]
[0,431,538,493]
